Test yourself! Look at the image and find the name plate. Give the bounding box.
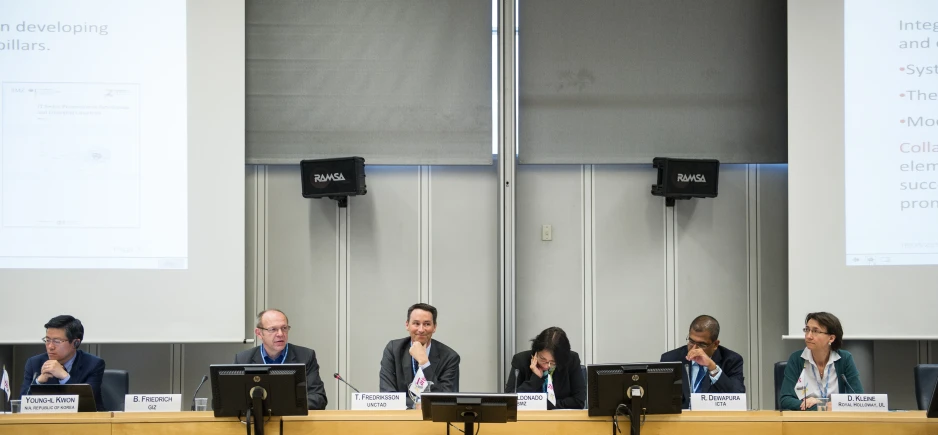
[124,394,183,412]
[689,393,747,411]
[516,393,547,411]
[351,392,406,410]
[830,394,888,412]
[21,395,79,413]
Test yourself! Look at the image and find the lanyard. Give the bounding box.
[811,363,831,398]
[263,345,288,365]
[692,364,705,393]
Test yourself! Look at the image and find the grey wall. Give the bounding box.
[592,165,667,364]
[0,163,929,410]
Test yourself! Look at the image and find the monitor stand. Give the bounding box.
[244,386,267,435]
[442,396,508,435]
[613,390,643,435]
[457,412,479,435]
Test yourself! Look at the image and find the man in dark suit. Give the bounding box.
[379,303,459,408]
[21,315,106,411]
[659,315,745,409]
[234,309,327,410]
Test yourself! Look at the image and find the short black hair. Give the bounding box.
[689,315,720,342]
[530,327,571,366]
[805,312,844,351]
[407,303,437,324]
[45,315,84,343]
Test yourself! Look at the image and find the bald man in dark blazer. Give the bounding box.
[660,315,745,409]
[235,309,327,410]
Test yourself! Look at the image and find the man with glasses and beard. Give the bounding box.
[660,315,745,409]
[234,309,327,410]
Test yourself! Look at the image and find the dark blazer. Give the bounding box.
[504,350,586,410]
[21,350,106,411]
[779,348,863,411]
[234,344,328,410]
[659,345,746,409]
[379,337,460,407]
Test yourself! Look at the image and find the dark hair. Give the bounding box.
[530,327,571,367]
[407,303,437,324]
[44,315,84,345]
[805,312,844,350]
[256,309,289,329]
[689,315,720,342]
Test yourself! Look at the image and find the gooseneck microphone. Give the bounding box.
[840,374,857,394]
[25,372,39,396]
[334,373,361,393]
[802,361,809,411]
[190,375,208,411]
[684,363,691,390]
[513,368,520,393]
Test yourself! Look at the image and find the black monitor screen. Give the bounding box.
[420,392,518,424]
[587,362,682,417]
[27,384,97,412]
[210,364,308,417]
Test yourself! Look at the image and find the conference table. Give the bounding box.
[2,410,937,434]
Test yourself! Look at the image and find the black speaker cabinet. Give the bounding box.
[651,157,720,200]
[300,157,367,199]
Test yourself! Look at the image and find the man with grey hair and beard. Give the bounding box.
[660,314,745,409]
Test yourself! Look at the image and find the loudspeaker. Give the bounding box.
[651,157,720,200]
[300,157,367,199]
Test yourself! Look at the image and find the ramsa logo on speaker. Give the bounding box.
[676,173,706,183]
[314,173,346,183]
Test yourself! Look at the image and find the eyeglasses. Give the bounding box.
[259,326,291,334]
[42,338,69,346]
[686,337,713,349]
[802,327,830,336]
[536,355,556,368]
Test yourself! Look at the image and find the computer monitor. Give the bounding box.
[928,376,938,418]
[27,383,98,412]
[587,362,683,435]
[210,364,308,435]
[420,393,518,435]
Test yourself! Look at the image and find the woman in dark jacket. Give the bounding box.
[504,326,586,410]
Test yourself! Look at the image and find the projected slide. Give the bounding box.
[845,0,938,266]
[3,83,140,228]
[0,0,188,269]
